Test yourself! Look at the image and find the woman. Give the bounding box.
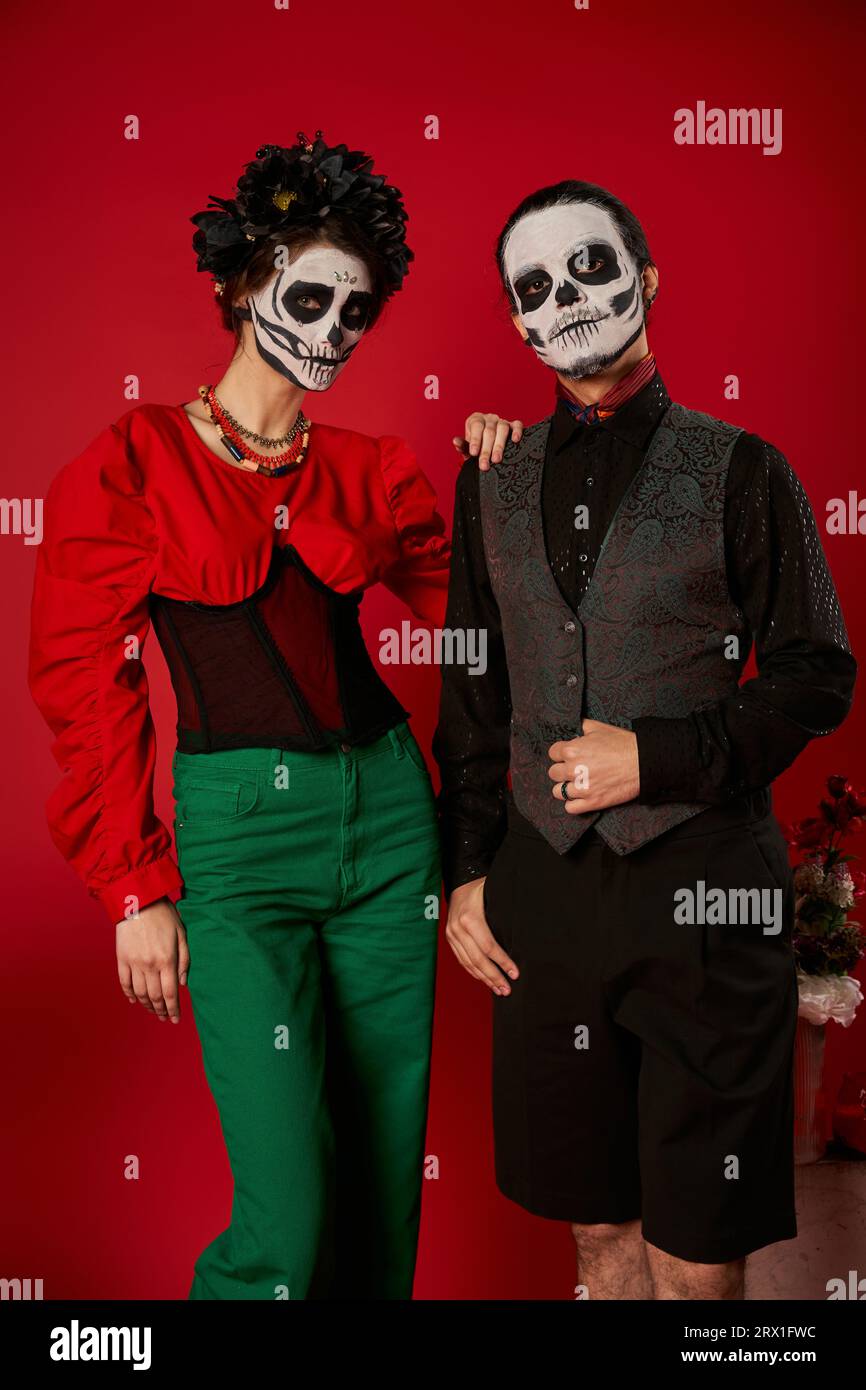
[28,133,519,1300]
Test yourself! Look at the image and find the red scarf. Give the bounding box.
[556,351,656,423]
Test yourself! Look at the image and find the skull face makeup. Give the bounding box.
[503,202,645,379]
[246,246,374,391]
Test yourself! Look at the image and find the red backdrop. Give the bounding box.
[3,0,864,1300]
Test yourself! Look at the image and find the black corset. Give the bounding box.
[149,544,408,753]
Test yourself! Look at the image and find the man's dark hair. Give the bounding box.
[495,180,654,307]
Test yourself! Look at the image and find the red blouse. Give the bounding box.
[28,403,451,924]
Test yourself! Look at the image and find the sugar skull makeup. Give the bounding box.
[503,202,645,379]
[247,246,373,391]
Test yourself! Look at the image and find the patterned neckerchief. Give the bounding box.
[556,351,657,424]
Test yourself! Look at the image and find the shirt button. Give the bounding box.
[566,674,578,688]
[578,553,588,563]
[586,477,594,486]
[564,620,576,633]
[340,742,352,753]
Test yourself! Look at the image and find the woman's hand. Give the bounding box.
[445,877,519,996]
[116,897,190,1023]
[452,413,525,471]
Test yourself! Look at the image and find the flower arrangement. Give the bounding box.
[190,133,413,291]
[784,776,866,1028]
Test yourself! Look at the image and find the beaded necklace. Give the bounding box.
[198,384,310,476]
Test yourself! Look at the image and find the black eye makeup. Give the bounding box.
[282,280,334,324]
[513,269,553,315]
[566,242,620,285]
[341,290,373,331]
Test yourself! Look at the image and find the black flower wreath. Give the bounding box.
[190,132,413,292]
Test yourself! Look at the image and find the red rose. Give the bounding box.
[794,818,826,849]
[820,798,842,827]
[834,801,853,831]
[828,775,851,799]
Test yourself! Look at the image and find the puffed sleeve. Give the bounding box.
[377,434,451,626]
[28,422,184,924]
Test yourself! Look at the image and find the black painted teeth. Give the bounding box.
[553,318,602,345]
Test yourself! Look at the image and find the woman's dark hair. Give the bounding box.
[495,180,654,307]
[217,214,392,348]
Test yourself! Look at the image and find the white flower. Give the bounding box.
[797,970,863,1028]
[794,860,826,896]
[825,864,856,910]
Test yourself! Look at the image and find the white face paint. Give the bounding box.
[246,245,373,391]
[503,202,645,379]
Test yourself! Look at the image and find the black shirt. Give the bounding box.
[433,370,856,896]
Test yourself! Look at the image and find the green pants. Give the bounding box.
[172,722,441,1300]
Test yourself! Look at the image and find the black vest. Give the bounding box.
[478,402,746,855]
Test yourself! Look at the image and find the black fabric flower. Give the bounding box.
[190,196,253,277]
[190,133,413,292]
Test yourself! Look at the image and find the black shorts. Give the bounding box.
[483,789,799,1265]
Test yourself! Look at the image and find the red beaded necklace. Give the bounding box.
[198,384,311,476]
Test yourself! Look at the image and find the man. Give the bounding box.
[434,180,856,1300]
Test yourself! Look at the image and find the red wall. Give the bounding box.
[3,0,864,1299]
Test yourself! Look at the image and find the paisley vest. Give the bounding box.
[478,402,746,855]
